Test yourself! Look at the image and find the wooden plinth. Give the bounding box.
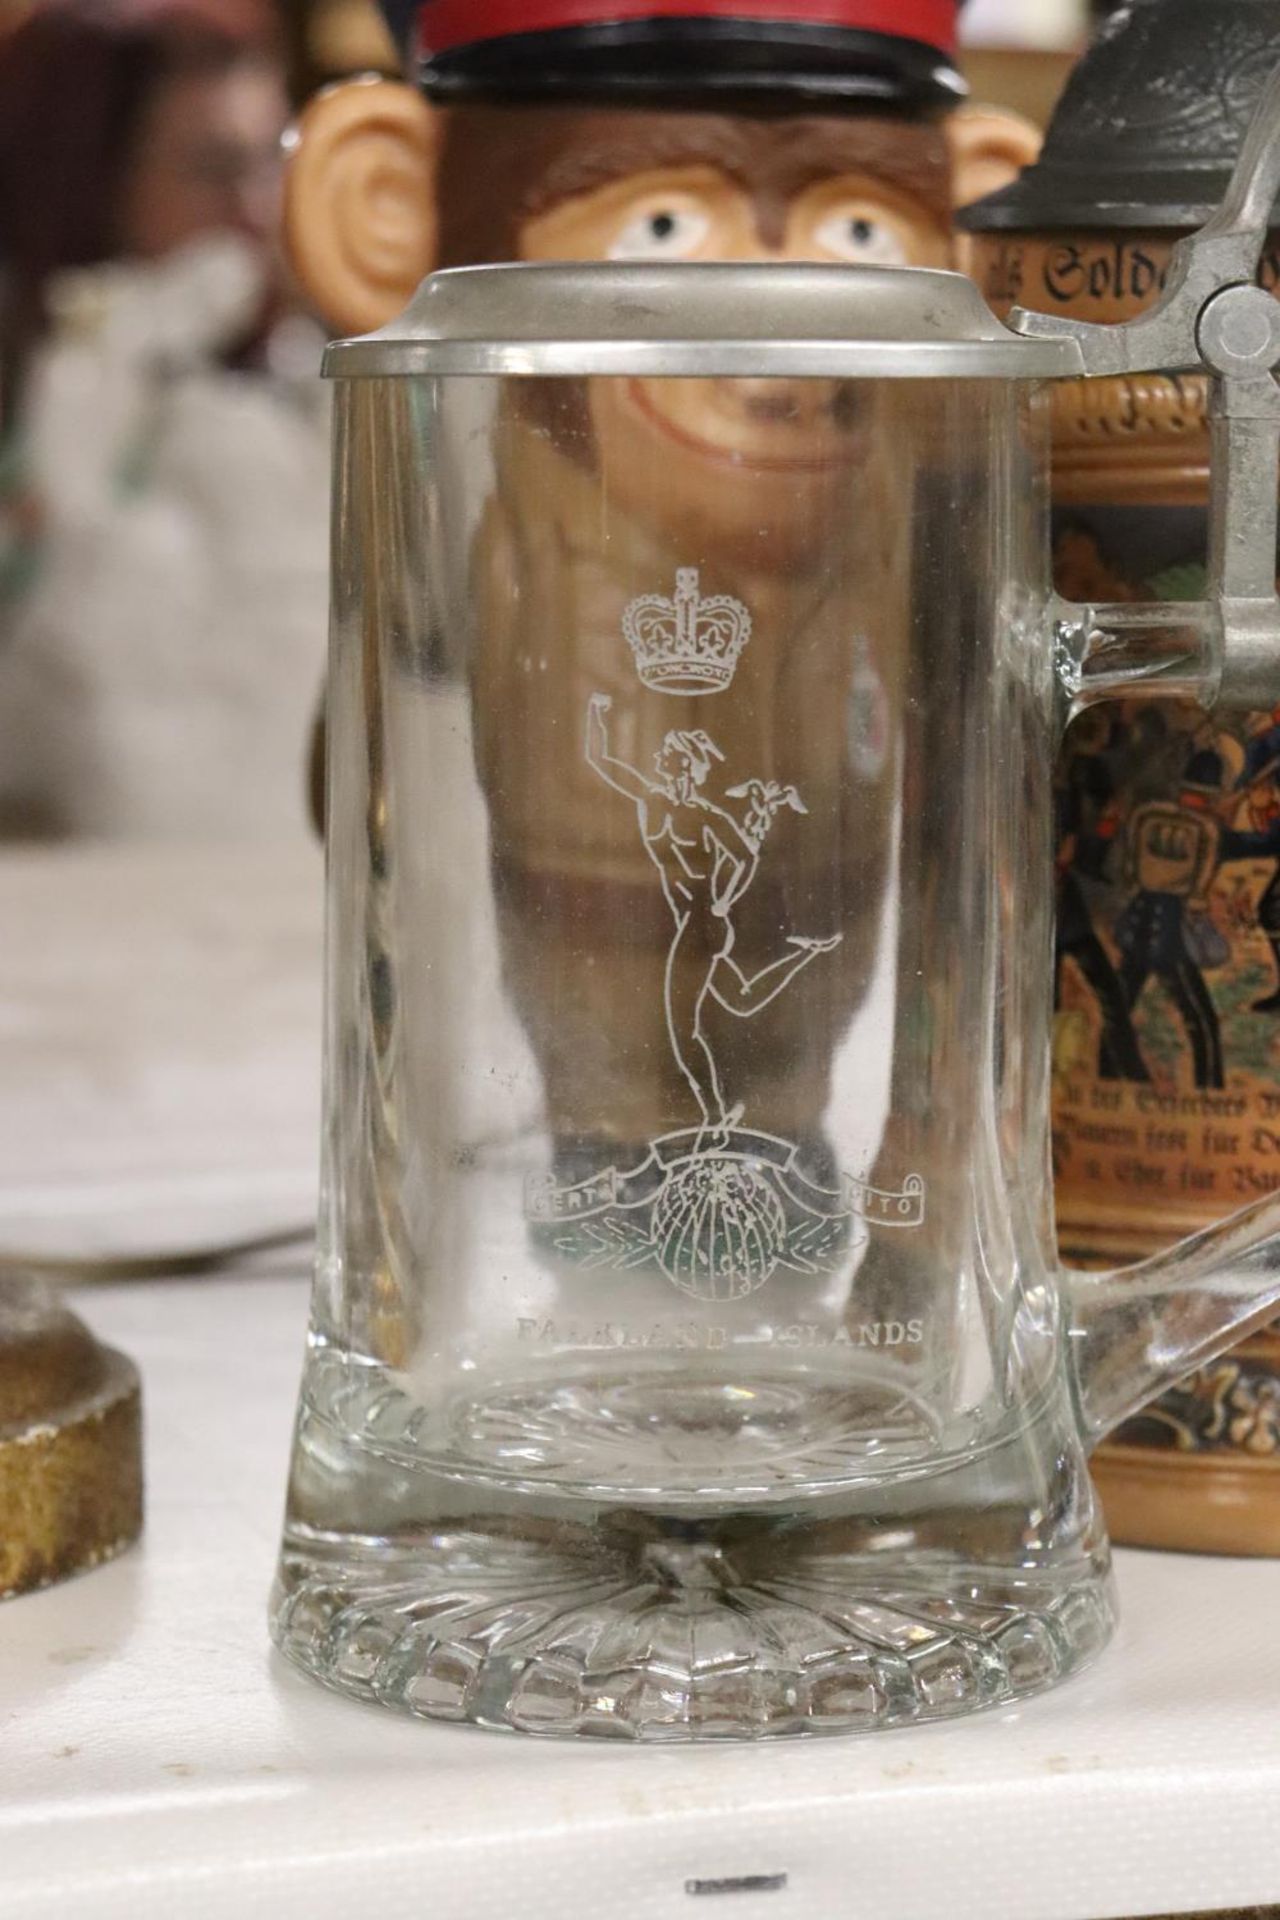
[1093,1444,1280,1558]
[0,1274,142,1599]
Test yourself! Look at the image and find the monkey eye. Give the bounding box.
[814,211,909,267]
[609,205,712,261]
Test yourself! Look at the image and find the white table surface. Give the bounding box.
[0,842,323,1258]
[3,845,1280,1920]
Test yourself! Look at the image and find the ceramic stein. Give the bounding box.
[963,0,1280,1552]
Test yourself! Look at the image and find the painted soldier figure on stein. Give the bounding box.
[962,0,1280,1554]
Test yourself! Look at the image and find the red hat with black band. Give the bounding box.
[379,0,967,112]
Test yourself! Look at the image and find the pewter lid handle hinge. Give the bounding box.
[1012,62,1280,708]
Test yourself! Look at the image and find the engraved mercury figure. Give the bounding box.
[585,693,841,1130]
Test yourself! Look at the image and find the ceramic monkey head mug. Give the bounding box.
[287,0,1040,823]
[285,4,1041,1186]
[282,0,1041,336]
[273,25,1280,1742]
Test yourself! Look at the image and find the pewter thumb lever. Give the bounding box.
[1014,61,1280,706]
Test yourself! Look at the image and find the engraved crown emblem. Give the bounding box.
[621,569,751,696]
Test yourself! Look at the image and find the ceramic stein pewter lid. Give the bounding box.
[376,0,968,109]
[959,0,1280,234]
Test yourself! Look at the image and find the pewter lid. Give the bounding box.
[322,260,1087,380]
[960,0,1280,233]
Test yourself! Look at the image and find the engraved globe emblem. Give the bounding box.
[622,568,752,695]
[652,1154,788,1301]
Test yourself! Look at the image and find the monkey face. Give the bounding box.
[518,148,929,572]
[588,371,871,572]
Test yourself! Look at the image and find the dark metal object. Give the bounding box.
[960,0,1280,233]
[684,1875,788,1896]
[0,1222,312,1283]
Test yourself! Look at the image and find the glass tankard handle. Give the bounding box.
[1012,61,1280,714]
[1005,64,1280,1447]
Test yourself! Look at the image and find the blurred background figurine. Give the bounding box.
[0,0,329,839]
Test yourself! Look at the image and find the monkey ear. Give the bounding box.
[946,103,1042,211]
[946,104,1041,278]
[284,76,441,337]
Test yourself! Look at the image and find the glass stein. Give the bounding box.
[272,77,1280,1739]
